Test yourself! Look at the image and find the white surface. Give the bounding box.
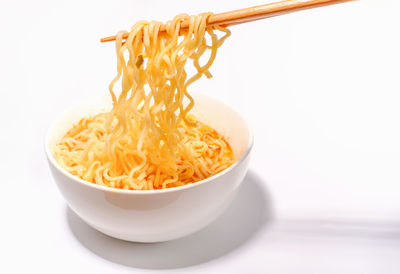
[1,0,400,273]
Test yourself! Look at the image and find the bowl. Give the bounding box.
[45,92,253,242]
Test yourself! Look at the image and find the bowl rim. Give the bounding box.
[45,93,254,195]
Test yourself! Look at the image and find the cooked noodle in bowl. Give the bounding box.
[46,13,253,242]
[54,13,233,190]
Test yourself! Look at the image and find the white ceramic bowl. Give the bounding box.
[45,93,253,243]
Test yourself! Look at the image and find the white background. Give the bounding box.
[1,0,400,273]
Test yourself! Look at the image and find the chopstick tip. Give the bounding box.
[100,36,115,43]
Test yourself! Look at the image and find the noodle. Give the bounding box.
[54,13,234,190]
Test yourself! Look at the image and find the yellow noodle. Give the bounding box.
[54,13,234,190]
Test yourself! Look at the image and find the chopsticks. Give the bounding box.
[100,0,354,43]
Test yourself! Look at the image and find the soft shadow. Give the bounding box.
[66,170,274,269]
[277,218,400,240]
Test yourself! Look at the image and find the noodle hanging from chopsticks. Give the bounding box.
[54,13,234,190]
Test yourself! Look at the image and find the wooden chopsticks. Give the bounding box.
[100,0,354,43]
